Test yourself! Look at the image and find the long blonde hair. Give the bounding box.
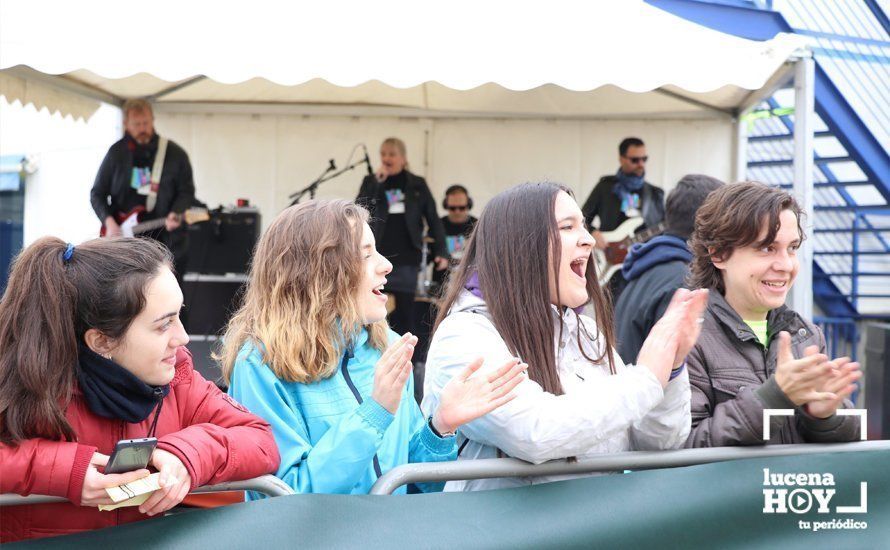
[219,200,389,384]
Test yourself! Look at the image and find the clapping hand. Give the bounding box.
[637,288,709,387]
[371,333,417,414]
[431,357,528,435]
[804,353,861,419]
[774,332,836,406]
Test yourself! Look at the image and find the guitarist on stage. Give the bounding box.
[582,137,665,249]
[581,137,665,298]
[90,99,196,276]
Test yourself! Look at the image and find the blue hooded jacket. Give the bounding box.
[228,328,457,496]
[615,235,693,365]
[621,235,692,282]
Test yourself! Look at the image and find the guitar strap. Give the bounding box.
[146,136,168,213]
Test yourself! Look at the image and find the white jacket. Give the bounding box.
[422,289,691,492]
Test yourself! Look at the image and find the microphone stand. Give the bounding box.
[288,158,369,206]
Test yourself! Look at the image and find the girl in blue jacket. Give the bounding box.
[220,199,526,495]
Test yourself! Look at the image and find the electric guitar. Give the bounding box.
[594,218,666,286]
[100,206,210,237]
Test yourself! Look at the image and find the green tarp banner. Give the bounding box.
[17,450,889,549]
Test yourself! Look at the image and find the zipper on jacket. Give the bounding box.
[340,351,383,478]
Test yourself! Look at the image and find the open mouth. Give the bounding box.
[371,281,387,300]
[570,258,586,280]
[761,280,787,292]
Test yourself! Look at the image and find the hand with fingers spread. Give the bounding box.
[432,357,528,435]
[774,332,836,406]
[804,356,862,419]
[80,453,151,507]
[138,449,191,517]
[371,333,418,414]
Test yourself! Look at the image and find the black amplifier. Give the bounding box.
[185,208,260,275]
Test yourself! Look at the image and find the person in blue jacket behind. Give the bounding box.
[220,199,526,495]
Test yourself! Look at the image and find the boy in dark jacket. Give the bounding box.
[683,182,861,447]
[615,174,724,364]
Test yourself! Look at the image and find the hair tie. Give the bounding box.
[62,243,75,263]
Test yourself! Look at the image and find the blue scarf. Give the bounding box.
[612,168,645,212]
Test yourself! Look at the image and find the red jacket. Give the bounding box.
[0,347,280,543]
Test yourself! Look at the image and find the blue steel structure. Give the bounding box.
[649,0,890,362]
[0,155,25,294]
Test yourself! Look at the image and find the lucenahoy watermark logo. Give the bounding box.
[761,409,868,532]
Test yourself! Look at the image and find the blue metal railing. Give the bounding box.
[813,316,859,361]
[850,210,890,311]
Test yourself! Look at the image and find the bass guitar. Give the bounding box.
[594,218,665,286]
[100,206,210,237]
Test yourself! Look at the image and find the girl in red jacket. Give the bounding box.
[0,237,279,543]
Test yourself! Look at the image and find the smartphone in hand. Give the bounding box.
[104,438,158,474]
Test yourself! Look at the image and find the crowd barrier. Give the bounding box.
[370,440,890,494]
[9,443,888,549]
[0,474,294,507]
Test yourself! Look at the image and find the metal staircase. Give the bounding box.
[649,0,890,360]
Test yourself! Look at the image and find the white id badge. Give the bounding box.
[137,183,152,196]
[385,188,406,214]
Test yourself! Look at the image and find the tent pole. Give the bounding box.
[732,115,748,183]
[792,54,815,321]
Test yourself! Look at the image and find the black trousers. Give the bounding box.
[387,291,416,336]
[384,264,421,336]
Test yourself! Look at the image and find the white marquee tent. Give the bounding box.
[0,0,817,314]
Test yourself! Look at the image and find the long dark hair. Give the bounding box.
[0,236,172,444]
[434,182,616,395]
[687,181,804,294]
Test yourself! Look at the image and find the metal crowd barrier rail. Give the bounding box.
[369,440,890,495]
[0,474,294,507]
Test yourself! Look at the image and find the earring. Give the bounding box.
[104,354,113,361]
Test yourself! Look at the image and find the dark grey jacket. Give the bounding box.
[90,134,195,221]
[685,291,860,447]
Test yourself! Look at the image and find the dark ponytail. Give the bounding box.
[0,236,172,444]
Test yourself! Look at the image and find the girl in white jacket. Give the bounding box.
[422,182,708,491]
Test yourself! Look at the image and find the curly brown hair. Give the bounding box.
[687,181,804,294]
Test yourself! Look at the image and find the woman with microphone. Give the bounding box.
[357,137,449,336]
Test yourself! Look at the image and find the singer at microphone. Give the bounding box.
[355,137,451,337]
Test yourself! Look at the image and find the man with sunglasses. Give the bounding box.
[436,184,478,280]
[581,137,665,252]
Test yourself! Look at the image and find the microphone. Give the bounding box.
[362,144,380,181]
[362,143,386,183]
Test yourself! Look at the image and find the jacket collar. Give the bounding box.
[708,290,801,344]
[336,322,370,359]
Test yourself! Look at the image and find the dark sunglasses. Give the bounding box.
[626,155,649,164]
[447,205,469,211]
